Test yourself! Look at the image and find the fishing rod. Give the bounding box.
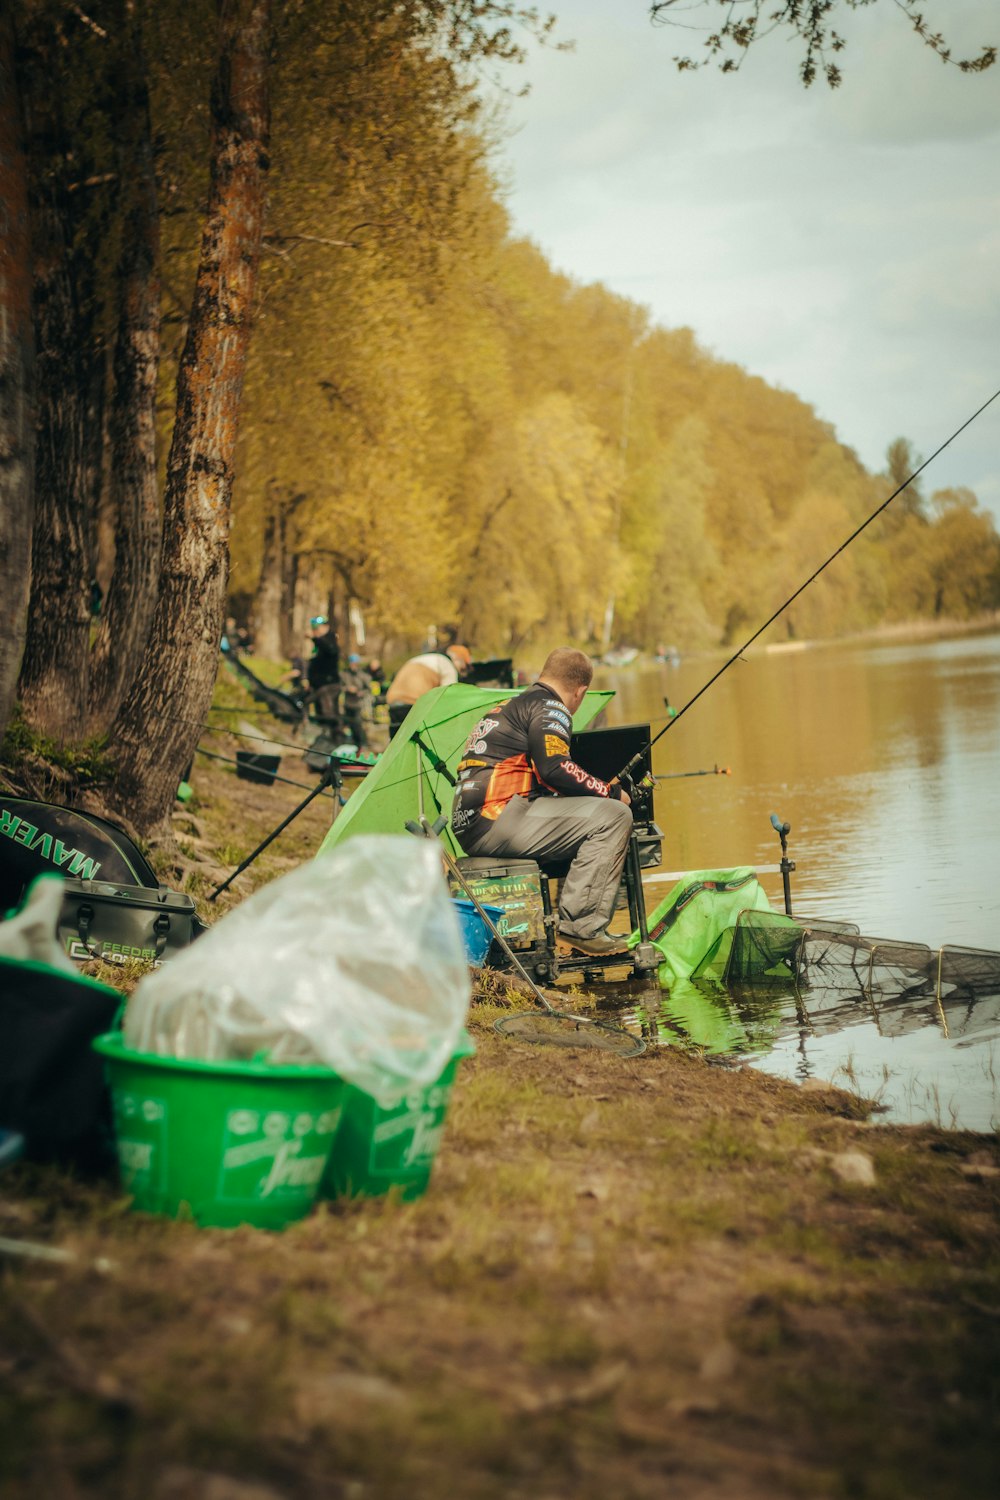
[653,765,731,780]
[614,384,1000,787]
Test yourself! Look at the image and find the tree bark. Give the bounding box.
[292,550,336,641]
[87,6,162,734]
[252,487,285,659]
[0,9,34,739]
[279,530,298,658]
[107,0,272,836]
[16,13,102,738]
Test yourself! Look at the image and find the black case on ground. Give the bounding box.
[58,878,203,967]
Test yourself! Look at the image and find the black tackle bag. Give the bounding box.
[0,795,158,912]
[0,797,205,967]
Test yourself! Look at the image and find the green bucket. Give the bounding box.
[321,1032,475,1203]
[92,1033,346,1229]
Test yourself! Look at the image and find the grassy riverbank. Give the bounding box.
[2,704,998,1500]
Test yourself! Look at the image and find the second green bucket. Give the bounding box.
[321,1033,475,1202]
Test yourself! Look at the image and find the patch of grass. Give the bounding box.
[524,1316,603,1370]
[79,956,152,995]
[691,1114,769,1167]
[216,841,249,867]
[0,703,114,788]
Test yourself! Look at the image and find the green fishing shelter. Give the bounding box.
[317,683,614,858]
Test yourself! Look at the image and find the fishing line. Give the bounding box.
[167,711,373,767]
[205,706,275,715]
[172,711,313,756]
[624,384,1000,774]
[194,746,340,797]
[193,718,441,799]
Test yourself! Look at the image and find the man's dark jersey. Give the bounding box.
[451,682,622,845]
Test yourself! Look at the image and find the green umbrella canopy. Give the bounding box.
[317,683,615,858]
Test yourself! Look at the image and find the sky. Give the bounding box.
[488,0,1000,526]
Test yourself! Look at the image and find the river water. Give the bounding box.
[595,629,1000,1131]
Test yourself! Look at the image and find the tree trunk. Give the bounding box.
[88,8,162,734]
[16,17,102,738]
[279,536,298,658]
[292,550,335,641]
[107,0,272,836]
[0,9,34,739]
[252,488,285,659]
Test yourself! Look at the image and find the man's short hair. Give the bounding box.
[539,648,593,690]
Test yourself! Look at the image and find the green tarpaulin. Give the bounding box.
[317,683,614,858]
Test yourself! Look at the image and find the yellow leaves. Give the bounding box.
[225,19,999,651]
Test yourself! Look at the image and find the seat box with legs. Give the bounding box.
[447,858,550,969]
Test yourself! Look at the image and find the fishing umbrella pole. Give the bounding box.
[614,385,1000,788]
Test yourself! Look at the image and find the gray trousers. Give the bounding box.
[459,794,633,940]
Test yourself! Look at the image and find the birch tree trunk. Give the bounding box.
[107,0,272,836]
[0,9,34,738]
[87,6,162,734]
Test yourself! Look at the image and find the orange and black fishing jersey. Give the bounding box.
[451,683,623,844]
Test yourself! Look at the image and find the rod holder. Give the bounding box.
[769,812,796,917]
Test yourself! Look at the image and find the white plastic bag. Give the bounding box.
[123,836,471,1097]
[0,874,76,971]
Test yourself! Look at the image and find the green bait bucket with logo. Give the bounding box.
[92,1033,346,1229]
[321,1032,474,1203]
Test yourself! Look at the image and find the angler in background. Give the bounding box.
[450,647,633,958]
[366,658,387,700]
[385,643,472,739]
[306,615,341,734]
[341,654,369,750]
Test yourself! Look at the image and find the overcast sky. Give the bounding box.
[489,0,1000,526]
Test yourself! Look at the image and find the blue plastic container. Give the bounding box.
[452,899,505,967]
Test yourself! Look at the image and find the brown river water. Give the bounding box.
[593,628,1000,1130]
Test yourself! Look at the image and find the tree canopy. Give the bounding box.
[649,1,997,87]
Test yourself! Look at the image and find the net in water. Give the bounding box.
[722,909,1000,1007]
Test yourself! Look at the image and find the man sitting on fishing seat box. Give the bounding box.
[450,647,633,957]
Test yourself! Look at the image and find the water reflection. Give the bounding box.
[600,631,1000,949]
[602,966,1000,1132]
[594,630,1000,1130]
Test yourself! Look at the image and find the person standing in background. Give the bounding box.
[306,615,341,731]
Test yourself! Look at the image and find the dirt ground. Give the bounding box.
[1,715,999,1500]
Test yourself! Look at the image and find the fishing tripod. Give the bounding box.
[208,759,344,902]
